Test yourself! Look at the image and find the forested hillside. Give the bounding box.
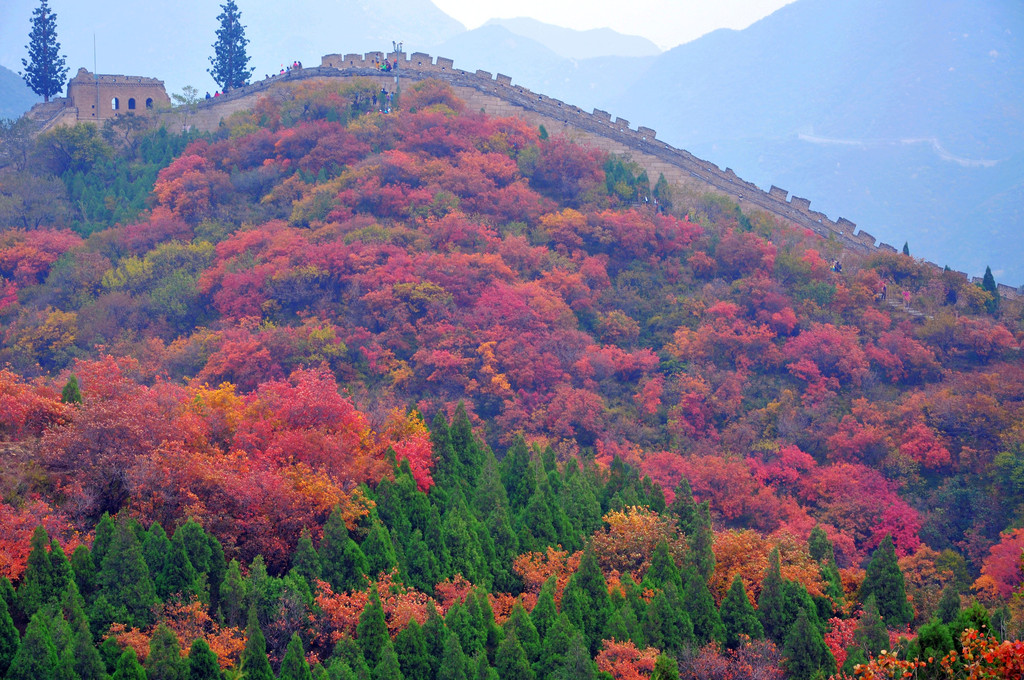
[0,78,1023,678]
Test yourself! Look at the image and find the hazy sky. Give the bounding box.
[431,0,797,49]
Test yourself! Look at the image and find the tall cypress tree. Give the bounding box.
[159,531,199,599]
[240,608,274,680]
[320,505,369,593]
[560,547,611,654]
[207,0,253,91]
[280,633,314,680]
[437,629,469,680]
[100,514,157,627]
[531,576,558,641]
[495,630,535,680]
[720,574,763,649]
[982,266,1000,313]
[293,527,323,587]
[146,624,186,680]
[860,535,913,628]
[757,548,787,643]
[20,0,68,102]
[16,525,52,618]
[7,610,57,680]
[187,638,221,680]
[683,502,715,582]
[373,639,404,680]
[782,609,835,680]
[552,632,598,680]
[0,596,18,678]
[357,587,389,670]
[394,618,431,680]
[142,522,171,584]
[503,601,541,664]
[111,647,147,680]
[60,374,82,404]
[852,595,889,658]
[361,519,399,580]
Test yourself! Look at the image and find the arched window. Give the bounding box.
[128,98,136,110]
[145,98,153,109]
[111,97,119,110]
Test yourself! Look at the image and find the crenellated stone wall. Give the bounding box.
[30,52,1017,297]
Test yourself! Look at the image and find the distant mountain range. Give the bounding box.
[0,64,37,120]
[1,0,1020,283]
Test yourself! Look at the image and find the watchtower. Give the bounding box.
[67,68,171,121]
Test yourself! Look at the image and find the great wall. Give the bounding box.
[27,51,1020,299]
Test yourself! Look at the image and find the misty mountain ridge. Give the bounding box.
[484,17,661,59]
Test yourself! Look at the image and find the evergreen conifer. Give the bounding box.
[936,582,961,624]
[207,0,254,91]
[650,654,680,680]
[240,608,274,680]
[320,505,369,593]
[495,630,535,680]
[187,638,221,680]
[782,609,835,680]
[373,639,404,680]
[504,600,541,663]
[720,574,763,649]
[20,0,68,102]
[860,535,913,627]
[111,647,147,680]
[60,374,82,404]
[552,632,599,680]
[100,513,157,627]
[146,624,186,680]
[560,547,611,654]
[757,548,787,642]
[280,633,314,680]
[16,525,52,618]
[437,630,469,680]
[853,595,890,658]
[0,596,18,678]
[357,587,389,669]
[394,618,431,680]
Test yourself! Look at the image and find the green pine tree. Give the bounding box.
[683,503,715,582]
[293,527,323,587]
[642,582,692,654]
[537,614,579,679]
[0,596,19,678]
[357,587,389,669]
[560,547,611,654]
[219,559,247,628]
[495,630,535,680]
[143,523,171,584]
[111,647,147,680]
[240,608,274,680]
[373,639,404,680]
[394,618,431,680]
[757,548,787,642]
[20,0,68,102]
[643,541,681,591]
[683,568,725,645]
[100,513,158,628]
[60,374,82,404]
[720,574,763,649]
[279,633,314,680]
[782,609,835,680]
[321,506,369,593]
[551,632,598,680]
[982,266,1000,313]
[911,618,955,680]
[440,491,488,587]
[421,601,446,680]
[362,520,399,579]
[649,654,679,680]
[91,513,116,571]
[859,535,913,628]
[17,525,52,618]
[531,576,558,641]
[437,630,469,680]
[187,638,220,680]
[471,650,498,680]
[936,582,961,624]
[503,600,541,664]
[159,531,199,599]
[807,526,833,563]
[146,624,186,680]
[500,435,536,513]
[207,0,253,91]
[902,241,910,256]
[331,637,371,680]
[853,595,890,658]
